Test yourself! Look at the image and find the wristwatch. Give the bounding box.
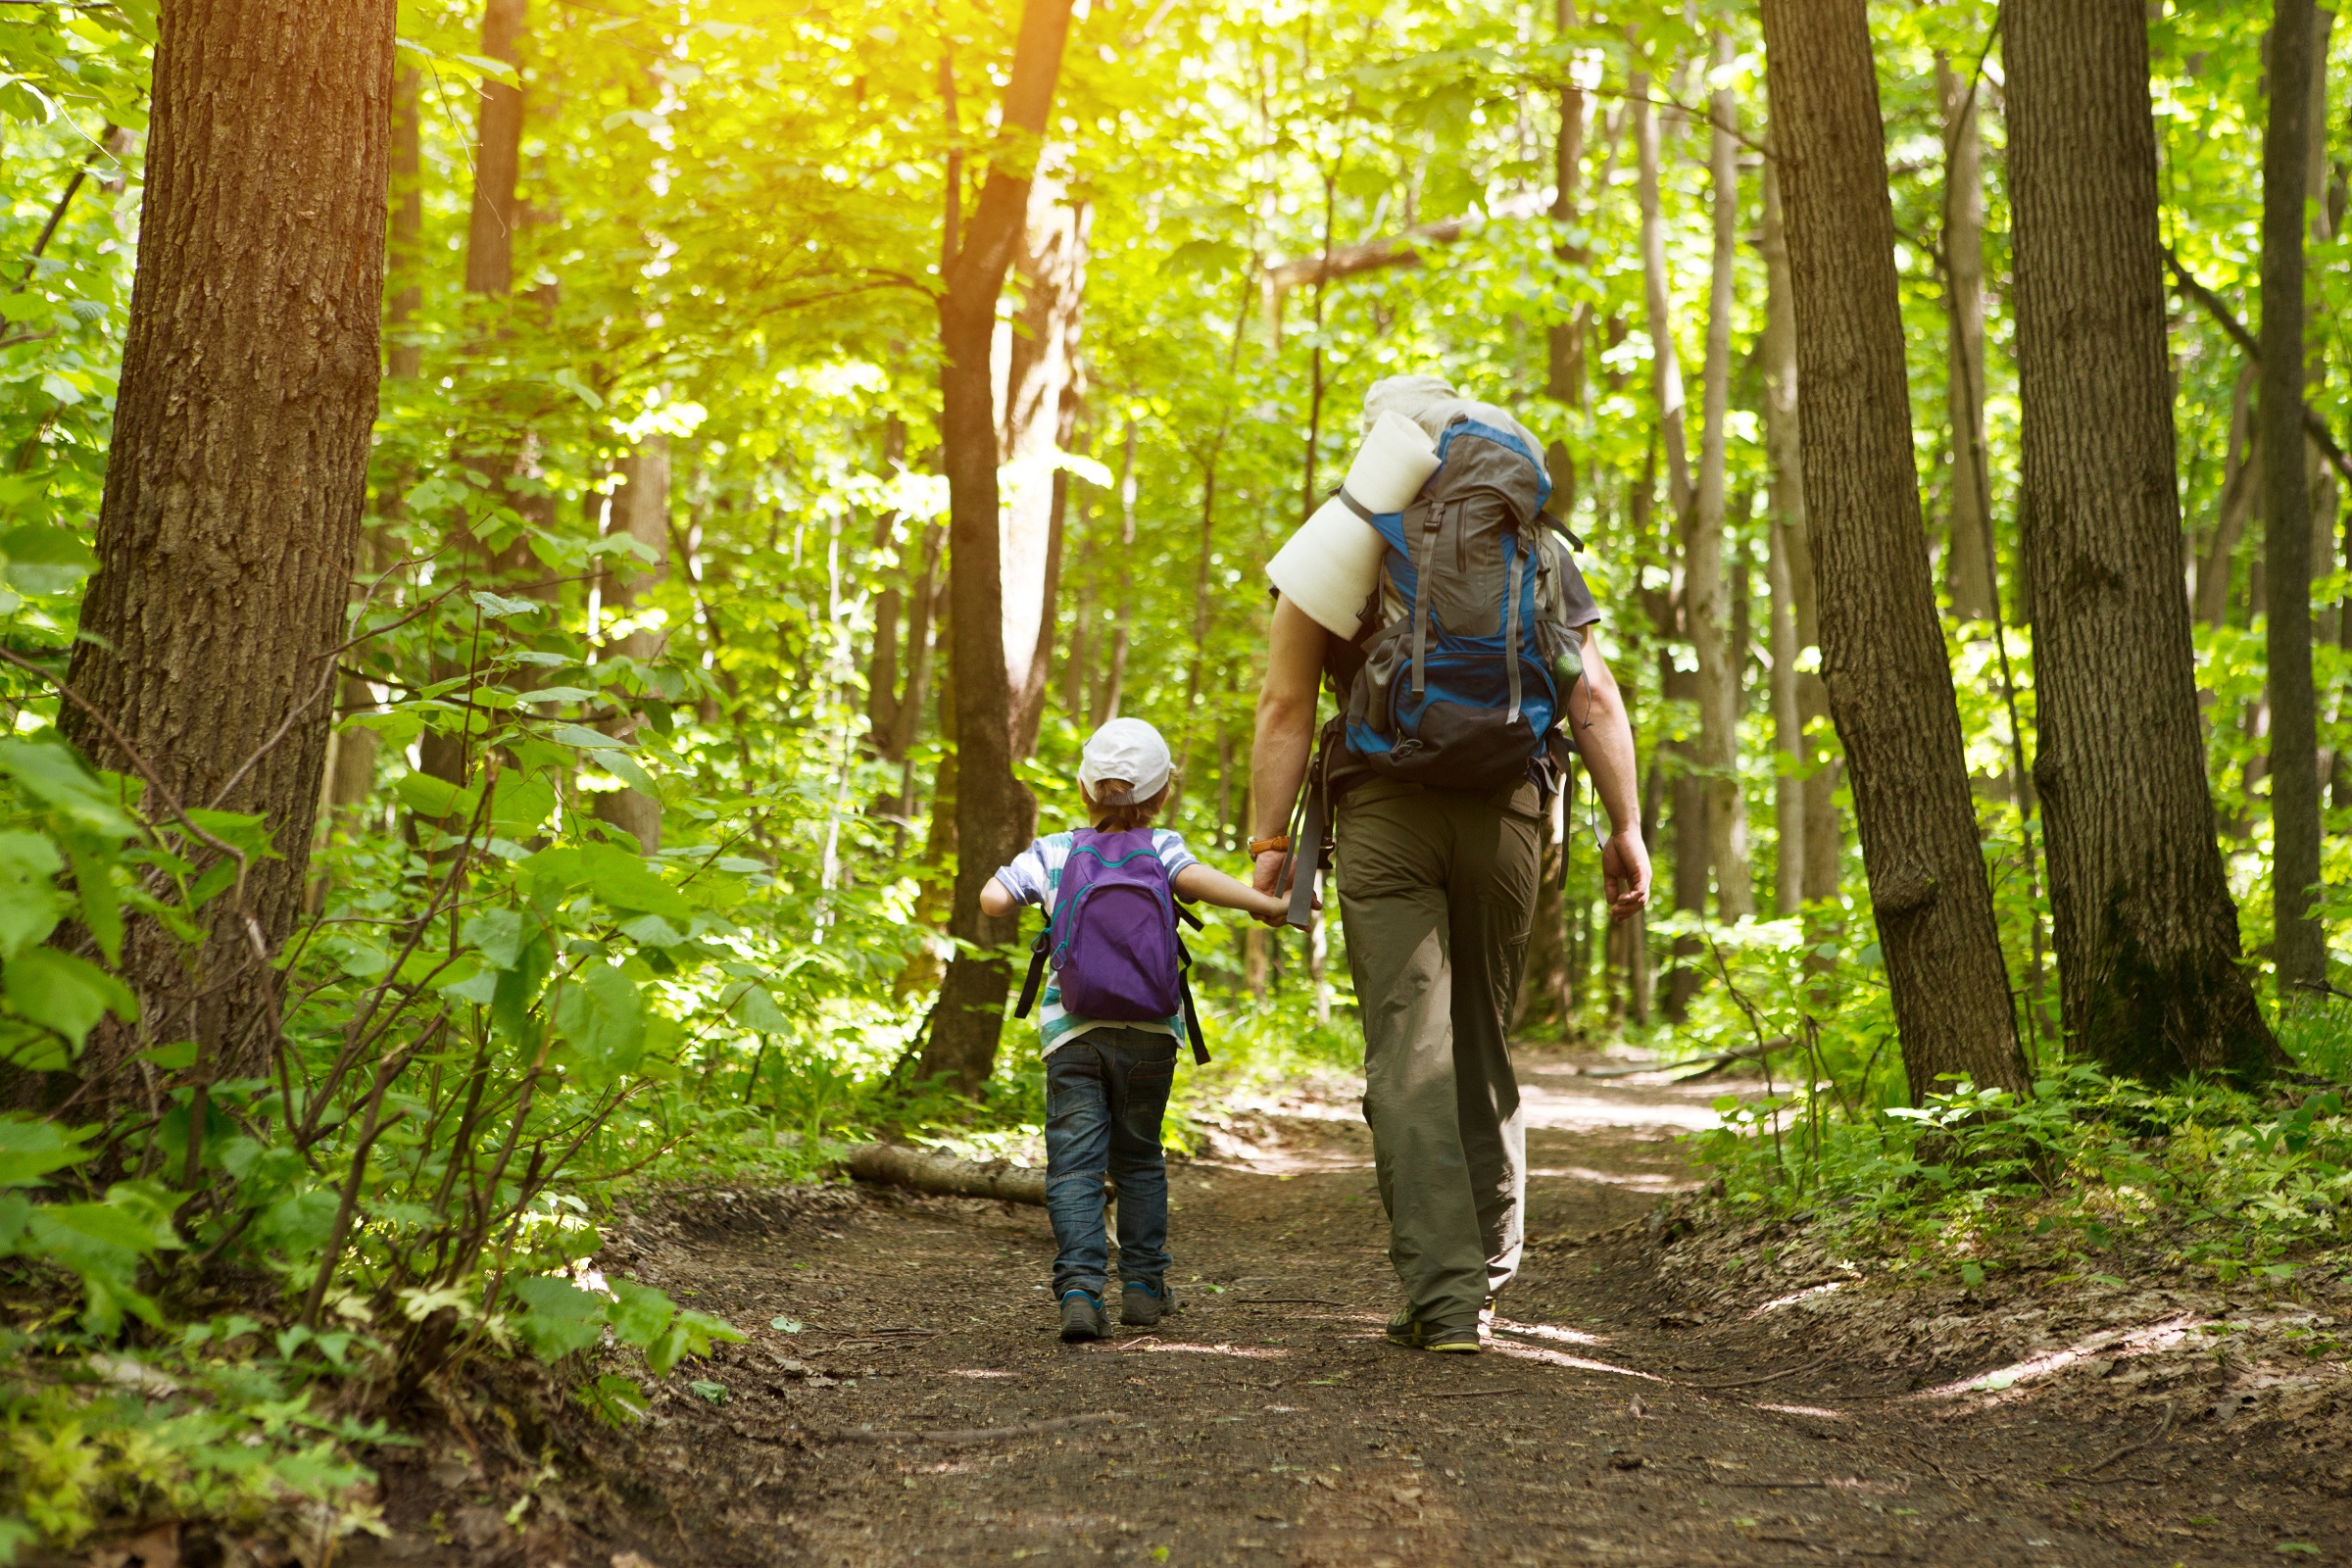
[1248,834,1292,857]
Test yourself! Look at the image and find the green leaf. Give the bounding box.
[577,844,691,918]
[768,1315,803,1334]
[688,1379,728,1404]
[554,963,646,1079]
[488,776,558,836]
[510,1275,610,1360]
[0,1114,96,1187]
[617,913,688,949]
[601,750,660,800]
[572,1373,649,1429]
[461,907,536,971]
[607,1278,675,1350]
[5,947,134,1049]
[394,771,466,818]
[65,845,122,964]
[553,723,631,751]
[0,740,136,838]
[730,983,790,1035]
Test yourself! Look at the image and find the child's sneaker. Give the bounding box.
[1059,1289,1109,1343]
[1121,1279,1177,1327]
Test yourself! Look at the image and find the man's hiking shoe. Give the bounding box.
[1121,1280,1177,1328]
[1059,1290,1108,1343]
[1386,1310,1481,1352]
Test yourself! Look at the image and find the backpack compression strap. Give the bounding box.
[1013,923,1050,1019]
[1174,903,1209,1064]
[1410,500,1444,696]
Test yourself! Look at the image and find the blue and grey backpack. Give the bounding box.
[1282,416,1591,927]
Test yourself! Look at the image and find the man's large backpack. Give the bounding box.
[1013,828,1208,1062]
[1285,417,1588,926]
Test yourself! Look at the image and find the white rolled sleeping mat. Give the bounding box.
[1265,411,1442,638]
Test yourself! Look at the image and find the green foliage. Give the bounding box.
[1693,1066,2352,1289]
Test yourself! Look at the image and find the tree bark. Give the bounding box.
[1761,160,1808,917]
[1939,50,1995,622]
[1691,32,1752,920]
[388,63,423,380]
[466,0,525,298]
[1633,67,1695,523]
[918,0,1078,1097]
[2262,0,2328,998]
[1758,0,2029,1100]
[593,438,670,853]
[1092,420,1138,727]
[63,0,395,1092]
[2006,0,2281,1078]
[999,175,1090,759]
[1546,0,1589,509]
[2196,366,2258,627]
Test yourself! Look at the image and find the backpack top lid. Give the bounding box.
[1361,376,1551,513]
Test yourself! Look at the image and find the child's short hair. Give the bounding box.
[1085,779,1170,832]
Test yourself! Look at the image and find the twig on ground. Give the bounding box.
[809,1411,1116,1446]
[1423,1386,1520,1399]
[2072,1399,2175,1479]
[1720,1479,1831,1489]
[1233,1297,1351,1307]
[1680,1365,1807,1392]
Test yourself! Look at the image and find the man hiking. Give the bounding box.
[1249,374,1651,1352]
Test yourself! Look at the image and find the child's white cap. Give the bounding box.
[1079,718,1172,805]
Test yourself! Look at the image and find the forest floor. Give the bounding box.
[361,1044,2352,1568]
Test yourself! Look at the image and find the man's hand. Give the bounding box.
[1252,848,1290,899]
[1602,827,1651,920]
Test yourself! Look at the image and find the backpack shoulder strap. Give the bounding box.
[1174,929,1209,1065]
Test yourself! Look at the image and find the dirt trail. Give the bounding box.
[564,1049,2347,1567]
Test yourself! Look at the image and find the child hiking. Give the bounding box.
[981,718,1290,1342]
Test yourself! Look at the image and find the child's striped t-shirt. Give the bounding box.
[991,829,1200,1056]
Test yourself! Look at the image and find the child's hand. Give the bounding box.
[1252,888,1306,924]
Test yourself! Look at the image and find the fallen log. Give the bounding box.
[842,1143,1047,1204]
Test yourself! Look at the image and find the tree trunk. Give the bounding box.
[2196,365,2258,627]
[1761,161,1808,917]
[1691,32,1751,920]
[466,0,525,298]
[1939,50,1995,622]
[594,437,670,853]
[1546,0,1588,506]
[1516,790,1572,1030]
[999,175,1090,759]
[387,63,423,380]
[1093,420,1138,727]
[2006,0,2281,1078]
[918,0,1078,1097]
[2262,0,2328,998]
[1633,67,1695,523]
[1758,0,2030,1101]
[63,0,394,1094]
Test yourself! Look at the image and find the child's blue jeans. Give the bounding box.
[1044,1027,1175,1298]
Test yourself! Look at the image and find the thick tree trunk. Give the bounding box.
[64,0,394,1093]
[1938,51,1995,622]
[2006,0,2281,1078]
[1761,162,1808,917]
[466,0,525,298]
[2262,0,2328,998]
[999,175,1090,759]
[1758,0,2029,1101]
[919,0,1077,1097]
[593,438,670,853]
[1691,33,1751,920]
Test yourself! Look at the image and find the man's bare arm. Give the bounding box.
[1566,626,1652,918]
[1250,594,1327,897]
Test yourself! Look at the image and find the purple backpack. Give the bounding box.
[1014,828,1208,1062]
